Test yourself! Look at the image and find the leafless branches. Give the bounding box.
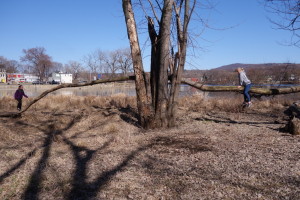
[20,47,53,81]
[0,56,20,73]
[265,0,300,46]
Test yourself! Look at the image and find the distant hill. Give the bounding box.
[214,63,300,71]
[183,63,300,84]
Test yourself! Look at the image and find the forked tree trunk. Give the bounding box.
[123,0,192,129]
[153,0,173,127]
[166,0,193,127]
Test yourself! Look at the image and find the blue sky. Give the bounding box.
[0,0,299,71]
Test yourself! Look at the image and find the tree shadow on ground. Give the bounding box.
[140,139,300,199]
[118,106,140,128]
[22,115,82,200]
[0,147,38,184]
[195,116,281,125]
[63,133,214,200]
[195,116,290,134]
[64,138,153,200]
[2,112,298,199]
[1,110,145,200]
[97,106,140,128]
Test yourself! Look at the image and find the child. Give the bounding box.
[14,85,28,111]
[236,68,252,107]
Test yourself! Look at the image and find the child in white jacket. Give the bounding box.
[236,68,252,107]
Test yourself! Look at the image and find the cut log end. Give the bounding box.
[289,117,300,135]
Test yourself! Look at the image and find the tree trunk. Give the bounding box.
[182,78,300,95]
[154,0,173,127]
[122,0,154,128]
[147,16,159,109]
[123,0,176,129]
[122,0,195,128]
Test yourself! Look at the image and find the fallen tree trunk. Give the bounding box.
[1,77,300,118]
[0,76,134,117]
[20,76,134,113]
[181,78,300,95]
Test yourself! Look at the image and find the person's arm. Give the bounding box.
[239,73,244,86]
[22,91,28,98]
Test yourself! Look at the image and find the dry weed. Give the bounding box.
[104,124,119,134]
[1,93,297,114]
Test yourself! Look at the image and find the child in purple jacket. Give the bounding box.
[14,85,28,111]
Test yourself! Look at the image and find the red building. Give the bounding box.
[7,73,25,83]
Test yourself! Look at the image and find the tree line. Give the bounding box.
[183,63,300,85]
[0,47,133,82]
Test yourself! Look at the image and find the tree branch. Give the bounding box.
[0,76,134,118]
[2,77,300,118]
[147,0,160,24]
[181,78,300,95]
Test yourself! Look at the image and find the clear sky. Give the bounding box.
[0,0,299,71]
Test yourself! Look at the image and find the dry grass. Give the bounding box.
[1,93,297,114]
[0,95,137,113]
[179,94,296,113]
[0,95,299,199]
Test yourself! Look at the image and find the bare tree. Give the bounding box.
[0,56,19,73]
[265,0,300,46]
[100,48,133,77]
[117,48,133,76]
[20,47,53,81]
[123,0,197,128]
[102,51,120,77]
[52,62,64,73]
[64,61,84,81]
[83,50,104,80]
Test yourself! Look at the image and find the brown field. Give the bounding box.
[0,95,299,200]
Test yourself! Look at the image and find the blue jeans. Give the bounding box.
[243,84,252,102]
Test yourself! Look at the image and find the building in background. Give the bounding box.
[0,69,6,83]
[7,73,25,83]
[51,72,73,84]
[24,74,39,83]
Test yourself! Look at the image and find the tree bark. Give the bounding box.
[147,16,159,108]
[167,0,193,127]
[154,0,173,127]
[122,0,154,128]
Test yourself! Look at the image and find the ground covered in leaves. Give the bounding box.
[0,96,299,200]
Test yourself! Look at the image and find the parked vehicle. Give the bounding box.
[51,80,60,84]
[32,80,44,85]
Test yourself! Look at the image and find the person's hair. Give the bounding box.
[18,85,23,89]
[235,67,244,72]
